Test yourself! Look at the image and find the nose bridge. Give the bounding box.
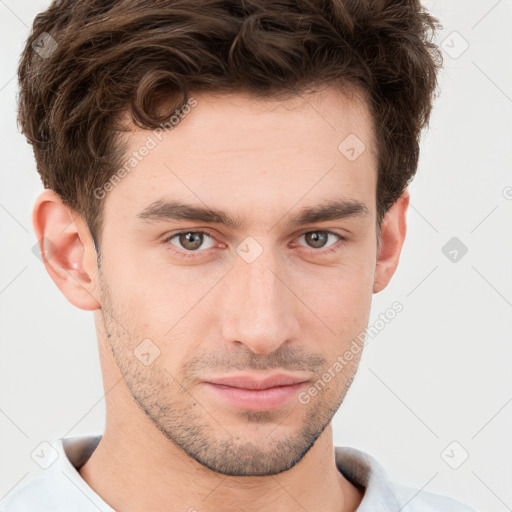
[220,244,298,355]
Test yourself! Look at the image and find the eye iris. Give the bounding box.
[174,232,333,252]
[305,231,328,249]
[180,232,203,250]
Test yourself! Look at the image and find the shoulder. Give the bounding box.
[0,435,109,512]
[334,446,477,512]
[0,469,110,512]
[0,472,57,512]
[392,483,477,512]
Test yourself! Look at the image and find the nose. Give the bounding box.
[220,250,300,355]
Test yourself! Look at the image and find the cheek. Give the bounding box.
[300,252,375,314]
[100,261,168,343]
[292,255,375,354]
[302,278,372,339]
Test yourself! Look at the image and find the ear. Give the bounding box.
[32,189,100,310]
[373,189,409,294]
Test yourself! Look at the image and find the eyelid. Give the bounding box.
[163,229,218,248]
[290,229,346,252]
[294,229,343,243]
[162,228,347,257]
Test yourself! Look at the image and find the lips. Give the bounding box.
[203,373,309,411]
[206,373,308,390]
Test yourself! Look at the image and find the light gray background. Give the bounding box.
[1,1,511,510]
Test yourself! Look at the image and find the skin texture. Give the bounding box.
[33,87,409,512]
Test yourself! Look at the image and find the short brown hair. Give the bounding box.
[17,0,442,251]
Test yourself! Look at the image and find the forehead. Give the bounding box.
[105,87,377,226]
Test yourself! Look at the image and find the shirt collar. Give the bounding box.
[335,446,402,511]
[4,434,399,511]
[61,435,399,510]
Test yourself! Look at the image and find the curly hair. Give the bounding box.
[17,0,442,250]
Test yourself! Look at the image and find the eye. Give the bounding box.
[164,231,217,254]
[162,229,346,260]
[294,230,345,253]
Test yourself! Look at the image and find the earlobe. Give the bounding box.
[32,189,100,311]
[373,189,410,294]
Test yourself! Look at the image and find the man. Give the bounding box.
[2,0,475,510]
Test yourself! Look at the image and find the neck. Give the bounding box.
[78,405,362,512]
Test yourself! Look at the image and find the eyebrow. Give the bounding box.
[136,198,370,229]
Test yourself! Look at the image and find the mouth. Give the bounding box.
[203,373,309,411]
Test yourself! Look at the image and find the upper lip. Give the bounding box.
[206,373,308,390]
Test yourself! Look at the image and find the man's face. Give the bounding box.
[97,87,378,476]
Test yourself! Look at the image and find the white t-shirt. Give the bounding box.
[0,434,476,512]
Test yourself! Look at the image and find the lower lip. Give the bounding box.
[204,382,307,411]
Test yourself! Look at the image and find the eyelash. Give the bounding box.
[162,229,346,259]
